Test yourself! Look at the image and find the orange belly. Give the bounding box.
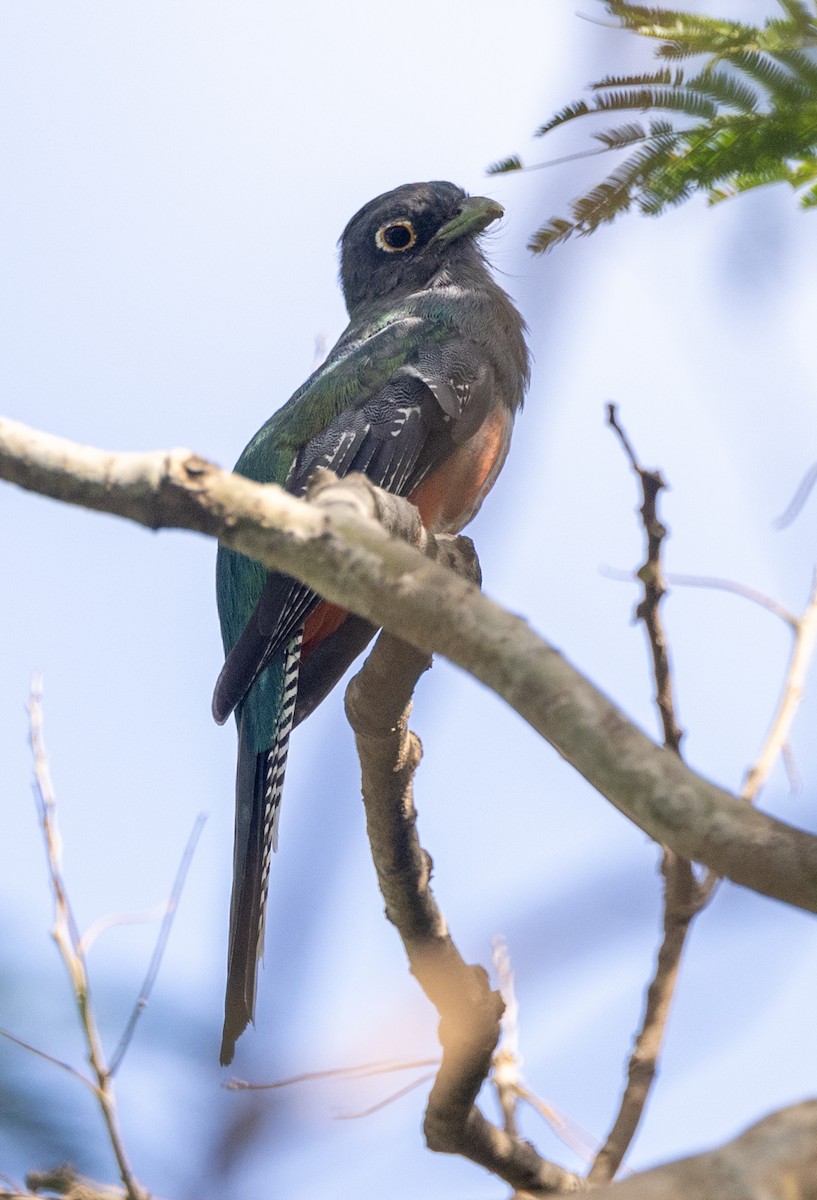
[410,403,512,533]
[301,403,512,660]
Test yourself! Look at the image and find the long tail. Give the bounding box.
[220,633,301,1065]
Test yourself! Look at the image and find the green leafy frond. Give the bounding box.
[497,0,817,253]
[775,0,817,33]
[536,101,591,136]
[649,118,676,135]
[729,50,812,103]
[686,68,759,113]
[592,121,650,149]
[707,183,738,204]
[790,159,817,185]
[528,218,579,254]
[593,86,718,118]
[639,179,696,214]
[605,2,759,52]
[724,162,799,195]
[764,7,817,46]
[773,48,817,92]
[487,155,523,175]
[591,68,684,90]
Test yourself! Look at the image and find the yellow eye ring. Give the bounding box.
[375,220,417,253]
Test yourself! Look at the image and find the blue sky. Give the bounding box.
[2,2,817,1197]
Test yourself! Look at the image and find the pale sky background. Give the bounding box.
[2,2,817,1197]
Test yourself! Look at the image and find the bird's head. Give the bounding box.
[339,181,503,314]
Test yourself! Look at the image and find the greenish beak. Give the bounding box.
[432,195,504,244]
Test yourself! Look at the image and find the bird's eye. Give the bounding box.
[375,220,417,253]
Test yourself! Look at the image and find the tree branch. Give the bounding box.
[590,409,714,1184]
[3,416,817,914]
[344,582,582,1195]
[588,1102,817,1200]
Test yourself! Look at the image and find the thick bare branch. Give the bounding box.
[3,417,817,914]
[344,594,582,1196]
[588,1102,817,1200]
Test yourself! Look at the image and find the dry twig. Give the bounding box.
[589,409,714,1185]
[6,682,200,1199]
[27,680,148,1200]
[741,569,817,803]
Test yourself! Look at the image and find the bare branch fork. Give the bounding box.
[3,415,817,913]
[26,681,149,1200]
[2,683,201,1200]
[343,547,581,1195]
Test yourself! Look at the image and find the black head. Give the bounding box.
[339,181,503,314]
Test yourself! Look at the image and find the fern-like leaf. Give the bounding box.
[775,0,817,34]
[487,155,523,175]
[800,181,817,206]
[729,50,813,104]
[686,68,759,113]
[649,118,676,136]
[528,218,578,254]
[593,86,718,119]
[536,101,591,137]
[773,48,817,93]
[591,68,683,90]
[495,0,817,253]
[592,121,649,149]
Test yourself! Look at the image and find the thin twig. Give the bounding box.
[662,573,797,626]
[605,558,817,806]
[226,1057,440,1091]
[492,937,522,1139]
[0,1028,96,1094]
[28,679,148,1200]
[773,462,817,529]
[589,408,714,1185]
[601,565,797,626]
[742,569,817,803]
[782,743,802,797]
[606,403,683,753]
[515,1087,599,1165]
[489,940,598,1166]
[108,813,206,1076]
[336,1073,438,1120]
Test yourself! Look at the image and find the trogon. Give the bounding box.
[213,180,530,1064]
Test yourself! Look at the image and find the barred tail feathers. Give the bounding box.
[220,632,302,1066]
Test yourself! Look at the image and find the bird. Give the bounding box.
[213,180,529,1064]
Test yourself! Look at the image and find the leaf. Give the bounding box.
[591,68,683,91]
[686,68,759,114]
[528,218,578,255]
[491,0,817,253]
[773,48,817,93]
[729,51,812,104]
[536,100,591,137]
[592,121,649,149]
[487,155,523,175]
[799,181,817,206]
[770,0,817,37]
[593,86,718,119]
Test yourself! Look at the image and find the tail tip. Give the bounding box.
[219,1014,248,1066]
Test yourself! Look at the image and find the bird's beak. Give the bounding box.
[432,195,504,244]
